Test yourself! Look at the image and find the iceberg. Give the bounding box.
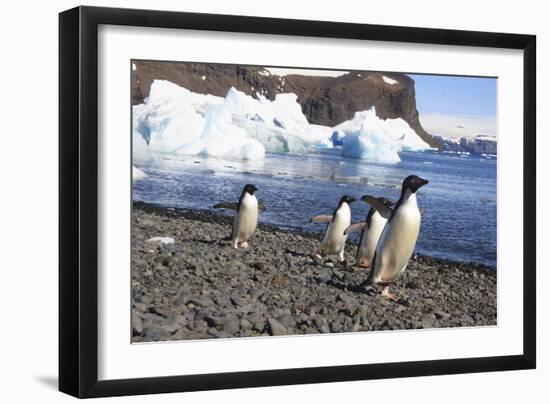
[334,108,431,163]
[132,81,430,164]
[175,103,265,160]
[133,81,332,161]
[132,166,147,180]
[330,130,346,146]
[132,80,223,158]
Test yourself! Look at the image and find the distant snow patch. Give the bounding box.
[419,113,497,139]
[146,237,175,245]
[382,76,398,85]
[201,75,206,81]
[132,63,136,71]
[265,67,348,77]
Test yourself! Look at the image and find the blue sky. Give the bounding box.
[408,74,497,117]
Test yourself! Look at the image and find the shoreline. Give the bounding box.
[133,201,496,271]
[132,201,497,342]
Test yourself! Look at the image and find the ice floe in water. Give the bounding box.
[335,108,431,163]
[133,80,430,164]
[133,166,147,180]
[133,80,332,160]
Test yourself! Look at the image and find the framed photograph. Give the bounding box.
[59,6,536,398]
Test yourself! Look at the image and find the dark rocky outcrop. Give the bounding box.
[132,61,440,149]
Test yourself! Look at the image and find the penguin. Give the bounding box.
[213,184,263,249]
[361,175,428,299]
[310,195,356,262]
[344,197,394,268]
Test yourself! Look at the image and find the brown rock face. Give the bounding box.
[132,61,440,149]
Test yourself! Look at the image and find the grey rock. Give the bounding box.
[434,311,451,321]
[268,318,288,336]
[222,315,240,334]
[133,302,147,312]
[276,313,297,328]
[132,313,143,334]
[240,319,253,330]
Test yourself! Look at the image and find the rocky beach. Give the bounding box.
[131,202,497,342]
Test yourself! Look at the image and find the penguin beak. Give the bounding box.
[348,197,357,204]
[360,195,369,202]
[418,178,429,188]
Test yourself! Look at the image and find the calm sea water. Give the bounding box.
[133,149,497,268]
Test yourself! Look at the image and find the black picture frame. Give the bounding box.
[59,5,536,398]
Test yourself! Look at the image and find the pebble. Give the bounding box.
[268,318,288,336]
[132,313,143,334]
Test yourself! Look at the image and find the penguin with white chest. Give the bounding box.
[310,195,356,262]
[361,175,428,299]
[213,184,263,249]
[344,197,394,268]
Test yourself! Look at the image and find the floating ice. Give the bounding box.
[133,80,332,160]
[133,80,429,164]
[175,103,266,160]
[331,130,346,146]
[335,108,431,163]
[382,76,398,85]
[133,166,147,180]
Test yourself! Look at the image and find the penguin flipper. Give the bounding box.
[213,202,239,210]
[361,195,393,219]
[258,202,267,211]
[344,222,366,235]
[310,214,333,223]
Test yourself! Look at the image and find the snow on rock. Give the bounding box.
[146,236,175,245]
[382,76,398,85]
[335,108,431,163]
[133,166,147,180]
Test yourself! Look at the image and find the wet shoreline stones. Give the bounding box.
[131,202,497,342]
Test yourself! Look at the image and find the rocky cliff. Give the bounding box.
[132,61,440,149]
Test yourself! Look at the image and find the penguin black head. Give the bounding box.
[339,195,357,205]
[243,184,258,195]
[402,175,429,194]
[377,197,394,207]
